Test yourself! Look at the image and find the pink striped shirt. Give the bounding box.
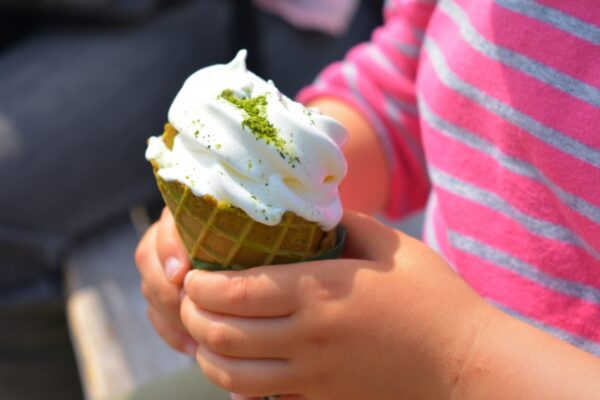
[299,0,600,356]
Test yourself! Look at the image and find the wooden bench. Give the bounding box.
[63,208,229,400]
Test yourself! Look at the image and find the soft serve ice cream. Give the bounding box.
[146,50,347,231]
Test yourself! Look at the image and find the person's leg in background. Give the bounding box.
[254,0,384,96]
[0,2,233,398]
[0,0,234,300]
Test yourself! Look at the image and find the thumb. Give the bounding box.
[156,207,191,285]
[340,211,401,262]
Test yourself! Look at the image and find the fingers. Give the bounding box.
[136,221,185,330]
[184,268,301,318]
[181,211,399,319]
[341,211,401,262]
[230,394,304,400]
[147,304,197,356]
[181,296,294,359]
[196,346,296,397]
[230,394,260,400]
[156,207,190,285]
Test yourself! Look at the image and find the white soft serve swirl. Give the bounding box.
[146,50,347,230]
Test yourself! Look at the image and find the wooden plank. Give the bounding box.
[64,220,194,400]
[67,287,134,399]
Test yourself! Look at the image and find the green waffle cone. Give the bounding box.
[155,176,337,269]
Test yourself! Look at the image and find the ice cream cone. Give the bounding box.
[153,125,337,270]
[146,51,347,270]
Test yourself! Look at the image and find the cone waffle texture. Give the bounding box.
[154,176,337,269]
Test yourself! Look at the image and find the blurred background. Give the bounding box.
[0,0,392,398]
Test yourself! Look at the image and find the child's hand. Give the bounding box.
[180,212,485,399]
[135,207,197,355]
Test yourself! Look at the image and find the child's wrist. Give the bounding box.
[407,258,496,399]
[442,301,496,399]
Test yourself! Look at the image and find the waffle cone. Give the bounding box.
[151,124,337,269]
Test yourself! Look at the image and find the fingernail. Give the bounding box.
[165,257,182,280]
[184,269,196,289]
[184,342,197,356]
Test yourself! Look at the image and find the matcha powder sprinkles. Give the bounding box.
[219,89,300,166]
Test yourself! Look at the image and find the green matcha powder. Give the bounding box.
[219,89,300,166]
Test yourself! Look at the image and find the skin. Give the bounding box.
[136,207,195,355]
[180,211,485,399]
[135,98,600,399]
[309,98,390,215]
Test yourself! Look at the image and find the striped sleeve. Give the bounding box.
[297,0,436,219]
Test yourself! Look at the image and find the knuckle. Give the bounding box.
[205,367,238,392]
[199,354,255,395]
[226,275,250,306]
[205,323,231,352]
[158,290,178,312]
[301,313,335,349]
[317,278,343,302]
[301,274,342,304]
[220,370,243,393]
[314,285,339,303]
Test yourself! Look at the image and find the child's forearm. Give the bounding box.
[402,246,600,399]
[453,303,600,399]
[307,97,390,215]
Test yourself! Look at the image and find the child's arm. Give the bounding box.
[309,97,390,215]
[180,211,600,399]
[453,298,600,399]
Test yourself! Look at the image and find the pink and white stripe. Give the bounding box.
[298,0,600,356]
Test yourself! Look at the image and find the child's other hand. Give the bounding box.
[135,207,197,356]
[181,212,486,399]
